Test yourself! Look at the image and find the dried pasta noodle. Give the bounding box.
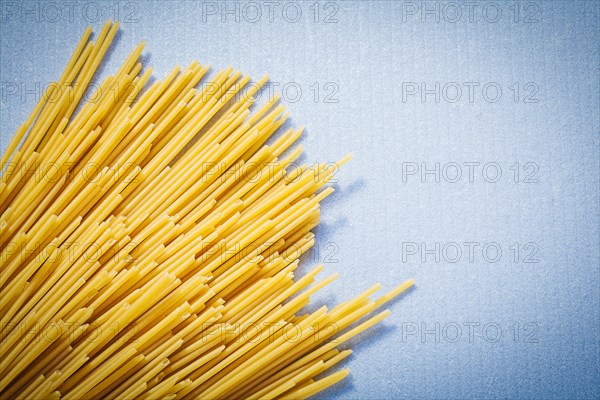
[0,21,413,399]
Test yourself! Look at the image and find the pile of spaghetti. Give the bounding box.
[0,21,412,399]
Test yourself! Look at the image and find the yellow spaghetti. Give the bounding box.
[0,20,413,399]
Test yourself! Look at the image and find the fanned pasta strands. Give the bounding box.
[0,21,414,399]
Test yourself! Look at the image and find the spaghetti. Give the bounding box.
[0,20,413,399]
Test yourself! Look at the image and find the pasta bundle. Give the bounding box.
[0,21,413,399]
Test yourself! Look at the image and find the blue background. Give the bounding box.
[1,1,598,399]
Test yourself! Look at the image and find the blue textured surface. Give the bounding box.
[1,1,599,399]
